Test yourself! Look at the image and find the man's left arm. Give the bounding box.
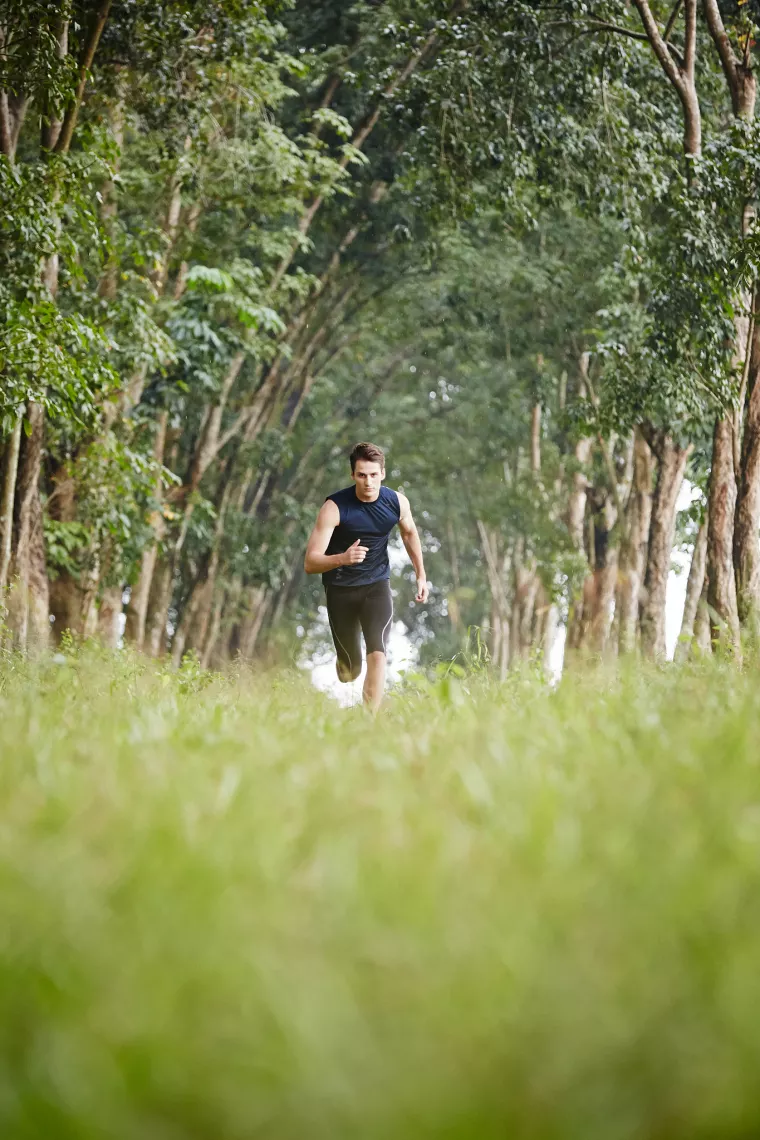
[397,492,430,603]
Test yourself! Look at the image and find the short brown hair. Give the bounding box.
[350,441,385,472]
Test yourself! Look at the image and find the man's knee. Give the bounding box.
[336,661,361,683]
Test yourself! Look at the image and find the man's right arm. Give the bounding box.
[304,500,368,574]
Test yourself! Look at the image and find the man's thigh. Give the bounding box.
[359,580,393,655]
[325,587,363,673]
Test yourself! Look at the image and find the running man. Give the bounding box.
[304,441,429,712]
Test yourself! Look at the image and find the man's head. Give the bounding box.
[350,441,385,500]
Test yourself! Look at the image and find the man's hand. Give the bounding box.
[397,492,428,603]
[342,538,369,566]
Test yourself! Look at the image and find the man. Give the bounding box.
[304,441,429,712]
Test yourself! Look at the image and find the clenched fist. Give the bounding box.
[342,538,369,566]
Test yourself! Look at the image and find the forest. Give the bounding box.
[5,0,760,672]
[6,4,760,1138]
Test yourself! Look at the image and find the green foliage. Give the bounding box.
[0,0,77,111]
[43,519,92,580]
[0,157,119,424]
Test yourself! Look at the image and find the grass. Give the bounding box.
[2,645,760,1138]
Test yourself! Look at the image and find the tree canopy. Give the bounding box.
[2,0,760,672]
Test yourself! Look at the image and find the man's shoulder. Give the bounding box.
[322,486,352,519]
[325,485,355,504]
[319,495,341,519]
[380,485,402,513]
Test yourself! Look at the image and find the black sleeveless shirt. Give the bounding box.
[322,485,401,588]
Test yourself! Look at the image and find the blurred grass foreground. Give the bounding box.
[2,648,760,1139]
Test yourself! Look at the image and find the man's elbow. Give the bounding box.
[304,552,319,575]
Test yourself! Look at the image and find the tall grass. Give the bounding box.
[1,646,760,1138]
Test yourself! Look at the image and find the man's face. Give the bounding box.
[352,460,384,499]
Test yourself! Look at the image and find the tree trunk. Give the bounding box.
[703,30,753,642]
[98,72,125,305]
[693,575,712,654]
[0,414,22,598]
[565,382,593,651]
[6,403,49,652]
[145,556,173,657]
[586,496,617,655]
[492,609,509,680]
[517,562,540,658]
[97,584,123,648]
[707,417,741,655]
[675,514,708,662]
[567,485,617,657]
[186,575,218,661]
[734,292,760,625]
[703,1,758,631]
[616,429,654,655]
[633,0,701,159]
[640,433,692,659]
[476,520,511,673]
[49,576,84,641]
[567,443,591,548]
[125,542,160,649]
[201,592,224,670]
[146,499,195,656]
[47,459,89,641]
[532,582,558,672]
[541,601,559,674]
[171,545,220,667]
[270,562,305,633]
[589,556,618,654]
[519,399,542,662]
[124,412,168,648]
[509,553,525,666]
[489,600,502,678]
[238,586,271,661]
[530,403,541,474]
[26,485,50,651]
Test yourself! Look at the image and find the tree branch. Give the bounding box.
[633,0,701,156]
[632,0,686,91]
[0,27,10,156]
[9,93,28,152]
[215,406,254,457]
[683,0,697,84]
[41,18,69,151]
[663,0,684,42]
[0,90,12,158]
[585,20,655,46]
[556,17,684,66]
[0,29,28,158]
[703,0,741,112]
[54,0,112,155]
[268,0,468,293]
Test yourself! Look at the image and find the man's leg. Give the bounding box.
[325,586,362,683]
[363,651,386,712]
[359,580,393,712]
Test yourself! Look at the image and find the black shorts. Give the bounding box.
[325,579,393,674]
